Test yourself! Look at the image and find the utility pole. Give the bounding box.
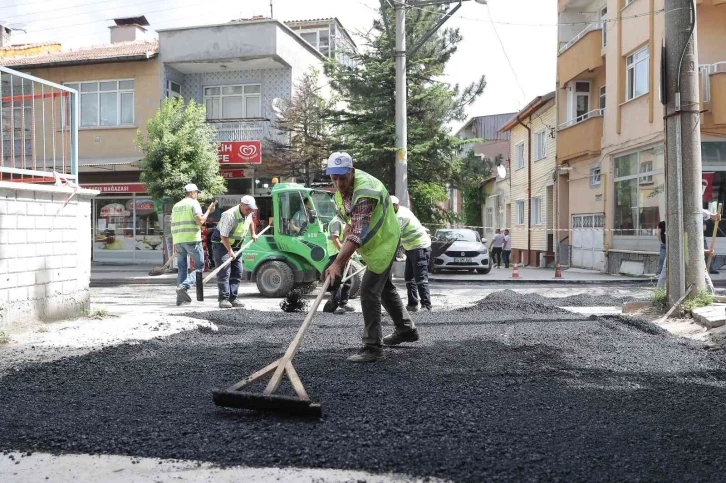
[664,0,704,302]
[384,0,486,208]
[270,0,274,18]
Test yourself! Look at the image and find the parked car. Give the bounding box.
[431,229,491,274]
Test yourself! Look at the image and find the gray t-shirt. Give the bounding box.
[191,200,202,217]
[503,234,512,251]
[491,233,504,248]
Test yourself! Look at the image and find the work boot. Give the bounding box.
[383,328,420,346]
[231,299,245,308]
[176,285,192,303]
[421,305,432,312]
[342,303,355,312]
[406,305,420,313]
[334,306,346,315]
[347,346,383,363]
[219,300,233,309]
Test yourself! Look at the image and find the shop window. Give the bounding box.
[613,145,665,237]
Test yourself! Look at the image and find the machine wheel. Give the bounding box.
[476,268,491,275]
[296,281,318,295]
[348,261,364,299]
[256,261,295,298]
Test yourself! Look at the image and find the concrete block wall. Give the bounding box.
[0,182,97,329]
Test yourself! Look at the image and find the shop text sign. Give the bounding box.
[83,184,146,193]
[218,141,261,165]
[220,169,249,180]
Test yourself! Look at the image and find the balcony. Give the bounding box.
[557,109,604,162]
[558,24,604,86]
[206,119,268,142]
[700,62,726,125]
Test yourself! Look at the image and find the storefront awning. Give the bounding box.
[79,157,141,167]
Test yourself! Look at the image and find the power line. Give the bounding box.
[2,0,167,22]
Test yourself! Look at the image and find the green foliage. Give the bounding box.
[325,5,485,223]
[0,330,9,344]
[651,288,668,311]
[456,150,495,227]
[136,98,226,202]
[409,181,450,225]
[266,69,337,185]
[682,291,714,313]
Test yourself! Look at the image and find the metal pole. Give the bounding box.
[394,1,409,208]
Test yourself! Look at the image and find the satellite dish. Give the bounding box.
[271,98,287,119]
[496,164,506,179]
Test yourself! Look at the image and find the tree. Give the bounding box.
[455,150,495,227]
[325,5,486,223]
[265,69,337,186]
[136,98,226,202]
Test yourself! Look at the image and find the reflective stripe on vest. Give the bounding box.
[334,170,400,274]
[397,206,430,251]
[171,197,200,244]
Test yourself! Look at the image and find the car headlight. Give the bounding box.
[478,247,488,253]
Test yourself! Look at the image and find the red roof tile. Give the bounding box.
[0,40,158,68]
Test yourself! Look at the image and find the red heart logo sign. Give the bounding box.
[239,145,258,159]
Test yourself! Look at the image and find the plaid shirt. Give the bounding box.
[341,190,375,246]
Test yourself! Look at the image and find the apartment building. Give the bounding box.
[285,18,357,68]
[500,92,557,267]
[456,113,515,241]
[556,0,726,274]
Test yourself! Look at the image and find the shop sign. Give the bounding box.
[703,172,714,201]
[218,141,261,165]
[220,169,249,179]
[83,184,146,193]
[126,199,156,215]
[99,203,129,217]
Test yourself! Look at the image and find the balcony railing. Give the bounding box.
[558,108,604,131]
[206,119,267,142]
[559,23,601,55]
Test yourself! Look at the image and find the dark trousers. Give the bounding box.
[491,247,503,267]
[361,256,415,347]
[212,243,242,301]
[502,250,511,268]
[328,256,351,306]
[405,247,431,308]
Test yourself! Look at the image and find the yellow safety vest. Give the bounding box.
[171,197,200,244]
[397,206,431,251]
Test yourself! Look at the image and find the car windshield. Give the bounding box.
[435,230,480,243]
[310,191,337,223]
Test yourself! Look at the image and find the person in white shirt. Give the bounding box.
[489,229,505,268]
[502,229,512,269]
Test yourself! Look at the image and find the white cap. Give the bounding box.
[240,195,258,210]
[184,183,200,193]
[325,152,354,175]
[391,196,400,205]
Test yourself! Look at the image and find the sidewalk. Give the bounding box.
[90,262,660,286]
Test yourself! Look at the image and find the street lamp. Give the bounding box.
[383,0,488,208]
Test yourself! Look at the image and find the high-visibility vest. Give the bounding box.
[225,206,253,243]
[397,206,431,251]
[334,170,400,274]
[327,215,346,256]
[171,197,201,244]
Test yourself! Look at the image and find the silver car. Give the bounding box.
[432,229,491,274]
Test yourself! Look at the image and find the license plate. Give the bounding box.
[454,258,472,263]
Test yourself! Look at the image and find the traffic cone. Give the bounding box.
[553,263,564,279]
[510,263,522,279]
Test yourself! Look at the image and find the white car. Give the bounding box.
[432,229,491,274]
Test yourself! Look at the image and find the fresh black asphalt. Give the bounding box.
[1,290,726,482]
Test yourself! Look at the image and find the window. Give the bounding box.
[599,6,608,47]
[531,197,542,225]
[203,84,262,120]
[567,81,591,122]
[599,86,606,110]
[516,200,525,225]
[167,81,181,99]
[534,130,547,161]
[298,28,331,56]
[590,167,602,187]
[515,142,525,170]
[613,145,665,237]
[486,207,494,229]
[65,80,134,128]
[625,0,636,5]
[278,191,310,237]
[626,45,649,101]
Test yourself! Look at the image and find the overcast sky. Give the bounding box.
[1,0,557,132]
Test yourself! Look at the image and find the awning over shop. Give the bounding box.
[78,157,142,172]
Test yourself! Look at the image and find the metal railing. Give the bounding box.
[206,119,267,142]
[0,66,78,183]
[557,108,605,130]
[558,22,601,55]
[700,61,726,104]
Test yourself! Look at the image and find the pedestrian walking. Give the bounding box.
[502,229,512,269]
[327,213,353,314]
[210,196,258,309]
[171,183,216,305]
[489,229,504,268]
[391,195,432,312]
[657,209,716,294]
[324,152,418,363]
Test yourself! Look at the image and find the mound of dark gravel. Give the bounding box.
[1,300,726,482]
[280,289,309,313]
[462,290,636,313]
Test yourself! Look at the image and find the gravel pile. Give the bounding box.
[1,292,726,481]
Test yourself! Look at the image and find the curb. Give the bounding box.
[427,277,655,285]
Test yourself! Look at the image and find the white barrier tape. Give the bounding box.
[49,172,80,231]
[424,225,653,232]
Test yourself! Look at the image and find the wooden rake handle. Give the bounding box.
[707,203,722,272]
[202,225,271,285]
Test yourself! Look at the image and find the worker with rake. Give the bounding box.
[210,196,258,308]
[324,152,420,362]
